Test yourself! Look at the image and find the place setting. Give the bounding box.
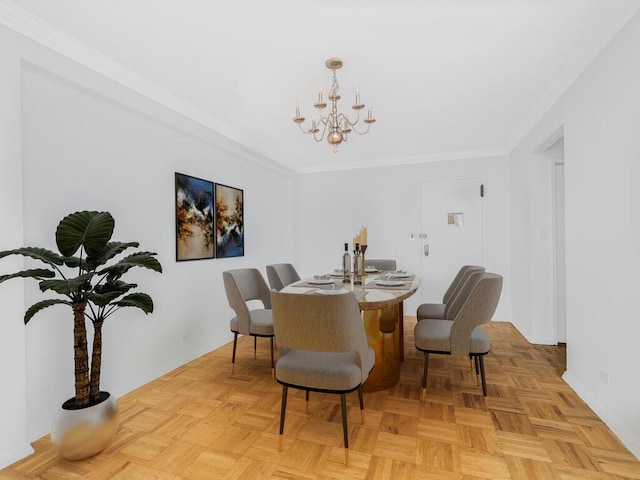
[366,270,415,290]
[291,274,336,288]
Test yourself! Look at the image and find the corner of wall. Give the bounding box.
[563,371,640,460]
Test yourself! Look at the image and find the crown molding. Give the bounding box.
[504,5,640,153]
[297,147,509,174]
[0,1,294,176]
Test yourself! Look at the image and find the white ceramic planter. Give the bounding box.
[50,392,119,460]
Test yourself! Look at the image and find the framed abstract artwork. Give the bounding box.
[175,172,215,261]
[215,183,244,258]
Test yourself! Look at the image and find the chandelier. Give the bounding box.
[293,58,375,152]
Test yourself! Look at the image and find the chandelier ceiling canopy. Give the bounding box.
[293,58,375,152]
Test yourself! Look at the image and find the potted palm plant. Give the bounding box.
[0,211,162,459]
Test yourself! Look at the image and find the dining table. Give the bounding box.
[280,269,420,392]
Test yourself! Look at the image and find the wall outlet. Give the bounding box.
[599,370,610,384]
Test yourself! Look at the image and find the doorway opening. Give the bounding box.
[545,137,566,345]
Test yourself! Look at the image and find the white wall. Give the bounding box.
[4,3,640,468]
[0,26,33,468]
[0,25,296,467]
[510,10,640,458]
[297,156,511,318]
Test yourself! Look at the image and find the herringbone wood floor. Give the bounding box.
[3,318,640,479]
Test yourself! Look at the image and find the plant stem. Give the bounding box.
[72,301,90,407]
[89,318,103,403]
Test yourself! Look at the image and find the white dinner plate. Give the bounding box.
[316,288,348,295]
[308,278,334,285]
[375,280,405,287]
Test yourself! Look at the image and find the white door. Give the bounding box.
[420,178,484,304]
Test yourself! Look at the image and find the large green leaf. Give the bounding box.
[39,272,94,295]
[87,280,137,307]
[0,247,64,266]
[98,252,162,281]
[24,299,71,324]
[94,280,137,294]
[86,241,139,269]
[55,211,115,258]
[86,290,126,307]
[63,256,88,270]
[113,292,154,314]
[0,268,56,284]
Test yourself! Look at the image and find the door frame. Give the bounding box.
[535,126,566,346]
[551,159,566,344]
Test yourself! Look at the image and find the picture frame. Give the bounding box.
[175,172,215,261]
[215,183,244,258]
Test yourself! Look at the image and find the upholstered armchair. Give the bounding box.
[414,272,503,405]
[270,291,375,466]
[223,268,275,377]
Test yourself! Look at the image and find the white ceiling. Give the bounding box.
[7,0,640,172]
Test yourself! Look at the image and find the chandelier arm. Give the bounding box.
[336,111,361,128]
[313,119,329,142]
[348,123,371,136]
[297,123,313,134]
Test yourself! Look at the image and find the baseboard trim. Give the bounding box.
[0,443,34,470]
[562,371,640,460]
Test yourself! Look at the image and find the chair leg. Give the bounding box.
[421,352,429,401]
[478,355,488,398]
[340,393,349,467]
[254,335,257,359]
[231,332,238,373]
[305,390,310,414]
[270,337,275,380]
[358,386,365,424]
[278,385,288,452]
[474,355,480,386]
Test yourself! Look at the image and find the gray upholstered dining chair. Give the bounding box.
[416,265,485,320]
[266,263,301,291]
[365,259,397,271]
[270,291,375,467]
[414,271,502,404]
[222,268,275,377]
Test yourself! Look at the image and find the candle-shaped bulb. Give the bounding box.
[318,87,323,103]
[295,98,300,117]
[368,102,373,119]
[355,86,360,105]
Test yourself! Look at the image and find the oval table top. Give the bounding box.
[280,272,420,310]
[280,271,420,391]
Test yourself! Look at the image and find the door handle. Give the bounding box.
[424,245,429,256]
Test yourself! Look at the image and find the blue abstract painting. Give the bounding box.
[215,183,244,258]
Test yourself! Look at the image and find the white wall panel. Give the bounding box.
[297,157,511,319]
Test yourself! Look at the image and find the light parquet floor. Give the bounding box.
[3,319,640,479]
